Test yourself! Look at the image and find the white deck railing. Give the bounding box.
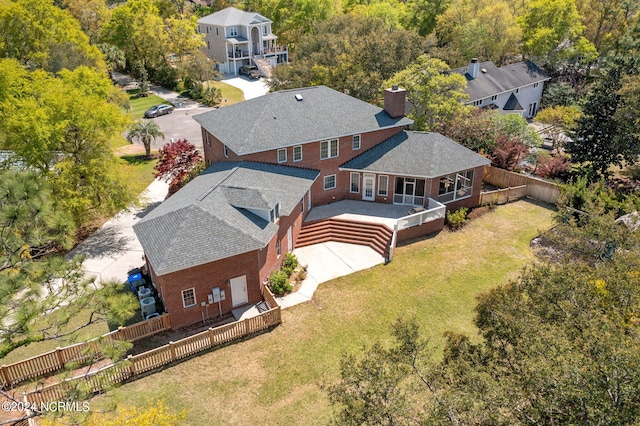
[394,198,446,231]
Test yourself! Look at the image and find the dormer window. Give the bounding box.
[263,25,268,35]
[229,27,238,37]
[270,203,281,222]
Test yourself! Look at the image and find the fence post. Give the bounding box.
[208,328,216,346]
[127,355,136,376]
[55,347,65,369]
[1,365,10,388]
[169,342,176,361]
[117,326,125,341]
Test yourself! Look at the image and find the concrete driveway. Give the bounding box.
[221,75,270,100]
[279,242,385,308]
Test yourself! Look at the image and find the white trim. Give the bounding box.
[324,174,336,190]
[350,172,360,193]
[320,139,339,160]
[182,288,196,308]
[352,134,361,150]
[205,124,412,157]
[339,167,429,179]
[223,144,229,158]
[465,79,550,103]
[293,145,302,162]
[362,173,375,201]
[277,148,287,163]
[378,175,388,196]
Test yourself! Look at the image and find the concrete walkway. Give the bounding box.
[278,242,386,308]
[67,179,169,283]
[220,75,270,100]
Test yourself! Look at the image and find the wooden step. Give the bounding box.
[297,218,393,258]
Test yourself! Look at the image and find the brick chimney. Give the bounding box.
[468,58,479,79]
[384,85,406,118]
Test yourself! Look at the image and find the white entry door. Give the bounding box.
[230,275,248,307]
[362,174,375,201]
[287,227,293,252]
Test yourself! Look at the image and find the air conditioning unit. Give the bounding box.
[140,297,156,317]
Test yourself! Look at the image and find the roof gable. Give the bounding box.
[341,131,490,178]
[197,7,271,27]
[450,60,550,101]
[134,162,318,275]
[192,86,413,155]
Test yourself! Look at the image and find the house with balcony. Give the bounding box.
[451,58,551,118]
[197,7,288,76]
[133,85,489,329]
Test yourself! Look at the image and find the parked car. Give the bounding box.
[144,104,174,118]
[239,65,262,79]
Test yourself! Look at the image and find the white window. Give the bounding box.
[276,239,281,257]
[182,288,196,308]
[277,148,287,163]
[293,145,302,162]
[207,41,210,50]
[352,135,361,150]
[515,88,519,94]
[216,28,219,36]
[320,139,339,160]
[223,144,228,158]
[206,133,211,146]
[263,25,268,35]
[533,82,539,88]
[438,170,474,203]
[378,175,388,196]
[229,27,238,37]
[350,173,360,193]
[491,95,497,101]
[324,175,336,190]
[270,203,280,223]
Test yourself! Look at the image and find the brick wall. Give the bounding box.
[258,201,304,282]
[397,218,445,243]
[149,250,261,329]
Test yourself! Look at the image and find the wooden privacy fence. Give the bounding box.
[1,314,171,389]
[25,292,281,405]
[482,165,561,205]
[479,185,527,205]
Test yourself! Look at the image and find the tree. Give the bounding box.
[269,14,424,103]
[384,55,470,131]
[0,171,137,357]
[127,120,165,157]
[566,66,638,178]
[518,0,598,67]
[153,139,203,195]
[0,0,105,72]
[576,0,640,52]
[402,0,450,37]
[490,134,529,171]
[166,15,205,62]
[0,60,137,226]
[535,105,581,147]
[64,0,112,44]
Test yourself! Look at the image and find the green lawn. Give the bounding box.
[119,154,158,194]
[209,80,244,106]
[127,90,173,120]
[91,200,555,425]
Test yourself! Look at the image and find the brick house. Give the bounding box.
[450,59,551,118]
[134,85,489,328]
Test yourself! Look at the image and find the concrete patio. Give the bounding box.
[304,200,415,228]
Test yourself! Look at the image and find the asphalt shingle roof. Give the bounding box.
[450,60,550,101]
[197,7,271,27]
[134,162,318,276]
[503,93,524,111]
[192,86,414,155]
[340,131,490,178]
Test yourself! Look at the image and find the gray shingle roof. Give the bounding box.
[340,131,490,178]
[503,93,524,111]
[192,86,414,155]
[197,7,271,27]
[134,162,318,276]
[450,60,550,101]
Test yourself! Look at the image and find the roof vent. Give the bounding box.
[295,94,303,101]
[392,84,399,91]
[481,68,487,73]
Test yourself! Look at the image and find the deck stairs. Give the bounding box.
[296,218,393,259]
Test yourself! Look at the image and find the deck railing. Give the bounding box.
[395,198,446,231]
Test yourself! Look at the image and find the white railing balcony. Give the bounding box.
[228,50,250,59]
[395,198,446,231]
[263,45,288,55]
[393,194,425,206]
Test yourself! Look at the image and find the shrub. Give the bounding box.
[490,135,529,171]
[446,207,468,230]
[269,270,292,295]
[535,152,572,180]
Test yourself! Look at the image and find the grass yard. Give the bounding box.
[207,80,245,106]
[127,90,173,120]
[119,154,158,194]
[87,200,555,425]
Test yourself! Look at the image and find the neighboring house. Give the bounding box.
[134,85,490,329]
[451,59,551,118]
[197,7,288,76]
